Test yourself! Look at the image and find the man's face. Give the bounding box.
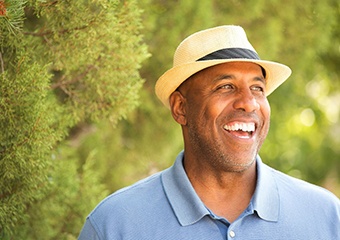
[172,62,270,172]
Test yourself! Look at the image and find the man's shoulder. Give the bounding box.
[266,164,340,204]
[89,171,165,219]
[97,172,162,207]
[81,168,181,239]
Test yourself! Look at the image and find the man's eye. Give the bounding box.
[251,86,264,92]
[219,84,234,90]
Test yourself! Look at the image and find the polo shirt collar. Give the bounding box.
[161,151,210,226]
[253,155,280,222]
[161,151,280,226]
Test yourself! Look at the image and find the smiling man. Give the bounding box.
[79,26,340,240]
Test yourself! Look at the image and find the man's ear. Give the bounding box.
[169,91,187,125]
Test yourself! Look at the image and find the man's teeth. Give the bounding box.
[223,123,255,132]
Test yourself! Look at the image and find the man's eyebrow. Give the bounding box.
[213,74,234,82]
[253,76,267,85]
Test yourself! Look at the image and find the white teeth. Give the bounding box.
[224,122,255,132]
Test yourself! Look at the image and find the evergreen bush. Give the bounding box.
[0,0,149,238]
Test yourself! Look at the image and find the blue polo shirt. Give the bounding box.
[79,151,340,239]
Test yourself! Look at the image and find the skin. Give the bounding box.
[169,62,271,223]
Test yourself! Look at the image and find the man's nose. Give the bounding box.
[232,90,260,112]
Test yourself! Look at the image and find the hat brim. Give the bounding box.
[155,59,291,108]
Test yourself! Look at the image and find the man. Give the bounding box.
[79,25,340,239]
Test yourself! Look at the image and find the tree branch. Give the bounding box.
[24,19,95,37]
[50,64,97,90]
[0,51,4,74]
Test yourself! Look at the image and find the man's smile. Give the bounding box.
[223,121,256,139]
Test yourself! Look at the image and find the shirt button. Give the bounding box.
[229,230,236,238]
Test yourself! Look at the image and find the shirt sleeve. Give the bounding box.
[78,218,101,240]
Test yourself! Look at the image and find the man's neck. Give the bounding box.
[184,158,257,223]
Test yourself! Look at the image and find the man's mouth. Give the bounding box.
[223,122,255,139]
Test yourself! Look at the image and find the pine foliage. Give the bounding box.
[0,0,149,237]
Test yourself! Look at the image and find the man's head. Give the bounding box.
[155,25,291,172]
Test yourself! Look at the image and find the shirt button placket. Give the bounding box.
[229,230,236,238]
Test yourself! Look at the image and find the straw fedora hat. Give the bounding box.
[155,25,292,108]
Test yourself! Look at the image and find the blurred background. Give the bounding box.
[0,0,339,238]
